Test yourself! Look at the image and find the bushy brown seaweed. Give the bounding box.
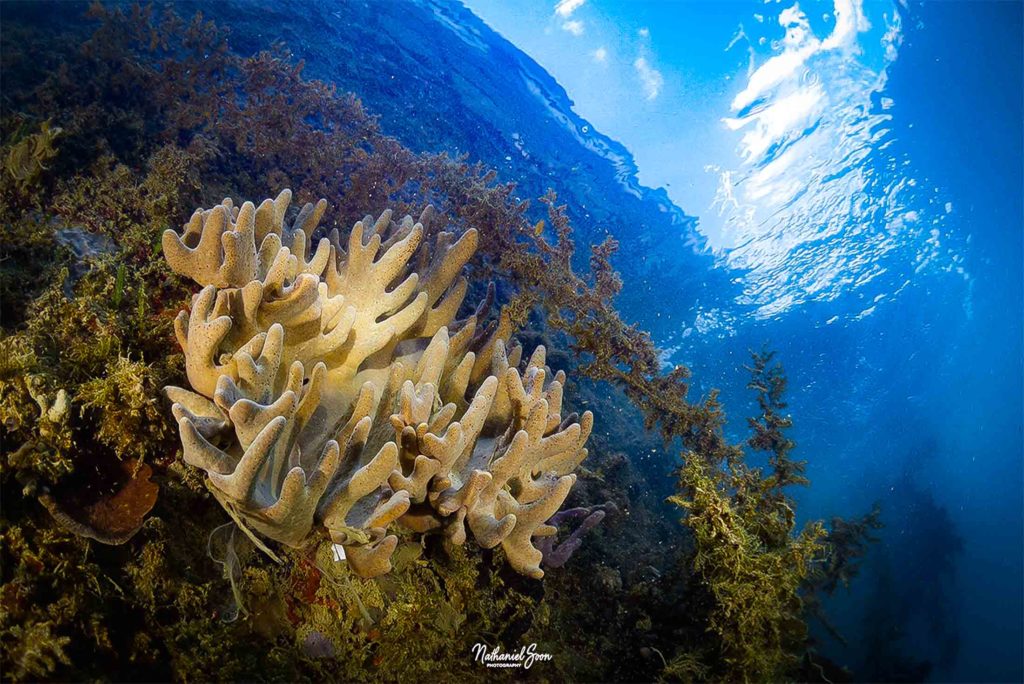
[667,353,827,682]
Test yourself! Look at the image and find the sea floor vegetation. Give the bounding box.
[1,4,881,681]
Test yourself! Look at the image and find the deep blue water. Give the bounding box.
[628,2,1023,680]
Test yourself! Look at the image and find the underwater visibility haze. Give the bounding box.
[0,0,1020,682]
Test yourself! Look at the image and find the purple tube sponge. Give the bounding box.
[539,502,617,568]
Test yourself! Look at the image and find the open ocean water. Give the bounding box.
[662,3,1023,680]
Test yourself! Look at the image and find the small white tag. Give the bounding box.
[331,543,347,562]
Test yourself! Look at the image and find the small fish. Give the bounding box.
[533,220,545,236]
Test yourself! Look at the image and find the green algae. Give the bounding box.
[3,119,62,192]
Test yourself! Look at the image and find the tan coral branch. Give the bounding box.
[164,190,592,578]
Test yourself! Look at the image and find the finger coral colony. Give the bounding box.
[163,190,590,578]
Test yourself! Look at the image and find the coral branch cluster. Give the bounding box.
[162,190,591,578]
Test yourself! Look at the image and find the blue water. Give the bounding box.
[654,3,1023,680]
[472,0,1022,680]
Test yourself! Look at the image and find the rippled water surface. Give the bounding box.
[710,1,966,323]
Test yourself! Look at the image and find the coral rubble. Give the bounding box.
[163,190,592,578]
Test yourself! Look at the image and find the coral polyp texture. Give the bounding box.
[162,190,592,579]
